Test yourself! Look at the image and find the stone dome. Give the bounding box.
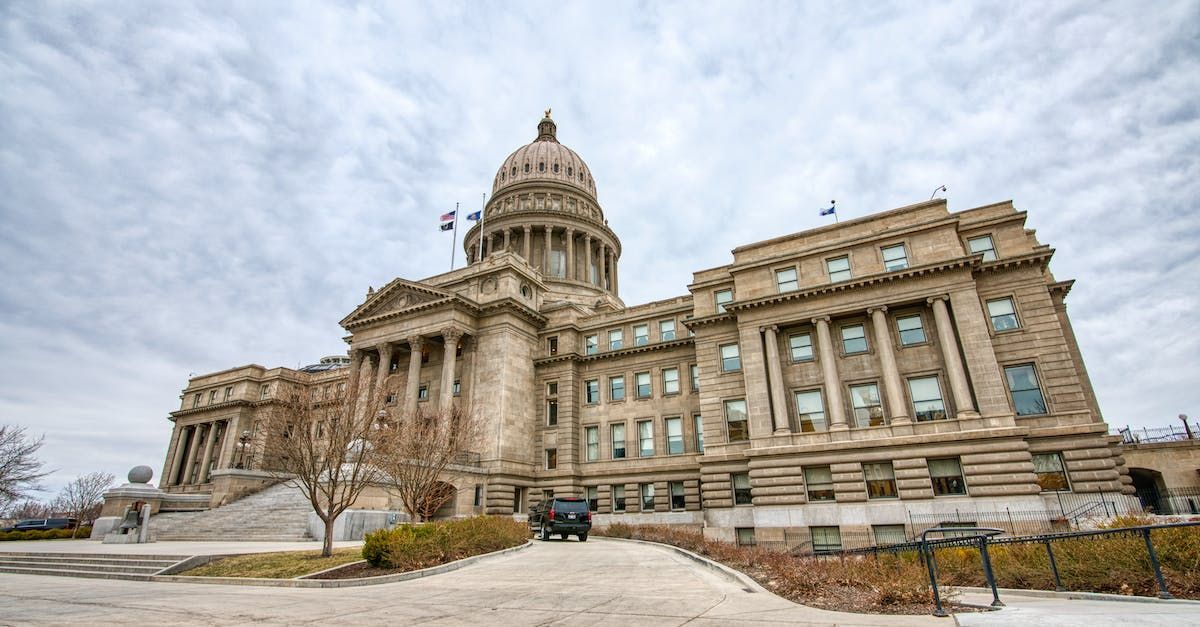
[492,111,597,199]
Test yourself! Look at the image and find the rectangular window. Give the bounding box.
[929,458,967,495]
[585,426,599,462]
[224,386,233,401]
[453,379,461,396]
[585,334,599,355]
[789,332,814,361]
[609,375,625,401]
[811,526,842,553]
[474,485,483,507]
[660,319,676,341]
[514,487,526,514]
[612,485,626,512]
[546,400,558,426]
[732,472,752,505]
[260,384,270,400]
[665,417,684,455]
[794,390,828,432]
[968,235,998,261]
[669,481,686,510]
[908,376,947,421]
[804,466,835,501]
[585,379,599,404]
[714,288,733,313]
[987,297,1020,331]
[775,267,799,292]
[724,399,749,442]
[418,385,429,400]
[896,315,926,345]
[881,244,909,271]
[1033,453,1071,492]
[841,324,868,354]
[611,424,626,459]
[850,383,885,428]
[826,256,852,282]
[720,343,741,371]
[193,393,202,407]
[208,390,217,404]
[694,413,704,453]
[547,336,558,355]
[662,367,680,395]
[545,448,557,470]
[608,329,623,351]
[547,381,558,398]
[690,364,700,391]
[635,372,652,398]
[863,462,898,499]
[873,524,907,546]
[633,324,649,346]
[640,483,655,511]
[638,420,654,457]
[1005,364,1047,415]
[736,527,756,546]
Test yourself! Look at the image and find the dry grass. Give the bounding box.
[182,547,363,579]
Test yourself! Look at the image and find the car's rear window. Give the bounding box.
[552,499,588,513]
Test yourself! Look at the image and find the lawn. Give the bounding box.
[182,547,363,579]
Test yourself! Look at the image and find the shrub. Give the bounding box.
[362,516,528,570]
[0,527,90,541]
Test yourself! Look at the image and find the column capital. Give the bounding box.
[407,335,424,350]
[523,225,532,233]
[565,227,575,235]
[441,328,463,343]
[811,315,831,325]
[927,294,950,305]
[759,324,780,334]
[544,224,553,231]
[583,233,591,241]
[866,305,889,315]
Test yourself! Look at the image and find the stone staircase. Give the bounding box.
[151,482,314,541]
[0,552,189,580]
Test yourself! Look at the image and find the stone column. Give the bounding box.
[813,316,848,430]
[216,416,240,470]
[181,424,205,484]
[198,421,220,483]
[738,326,774,439]
[584,234,593,284]
[405,335,424,416]
[346,350,364,402]
[612,253,619,295]
[762,325,791,434]
[543,225,553,274]
[947,290,1011,418]
[523,225,532,261]
[439,329,462,409]
[167,425,190,486]
[869,306,910,424]
[929,296,978,417]
[375,343,394,402]
[503,228,511,252]
[565,228,575,280]
[352,351,376,424]
[599,244,607,290]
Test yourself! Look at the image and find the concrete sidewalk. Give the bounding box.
[0,538,363,556]
[954,590,1200,626]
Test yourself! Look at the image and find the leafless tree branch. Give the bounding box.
[0,425,52,511]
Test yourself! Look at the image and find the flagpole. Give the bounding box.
[449,202,459,271]
[477,192,487,261]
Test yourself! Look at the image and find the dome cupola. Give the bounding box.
[492,109,597,200]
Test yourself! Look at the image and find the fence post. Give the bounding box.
[1044,540,1065,591]
[978,536,1004,607]
[921,542,948,617]
[1141,528,1174,599]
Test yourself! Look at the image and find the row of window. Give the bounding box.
[191,385,237,408]
[501,161,593,187]
[581,318,686,355]
[383,380,461,404]
[570,483,688,512]
[712,234,1001,311]
[735,524,912,551]
[564,414,704,464]
[579,365,700,406]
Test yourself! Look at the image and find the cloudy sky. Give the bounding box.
[2,1,1198,496]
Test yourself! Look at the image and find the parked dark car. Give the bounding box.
[528,497,591,541]
[1,518,78,532]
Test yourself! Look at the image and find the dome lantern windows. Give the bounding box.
[524,163,530,173]
[538,162,546,172]
[567,166,573,177]
[552,163,560,174]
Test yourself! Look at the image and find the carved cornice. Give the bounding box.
[972,249,1054,275]
[533,337,696,366]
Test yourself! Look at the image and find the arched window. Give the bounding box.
[552,163,559,173]
[524,163,530,173]
[567,166,573,177]
[512,166,517,176]
[538,162,546,172]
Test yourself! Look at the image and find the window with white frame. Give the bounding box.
[612,485,626,511]
[584,426,599,462]
[609,375,625,401]
[669,481,685,510]
[790,332,814,361]
[929,458,967,495]
[968,235,997,261]
[608,329,623,350]
[863,462,898,498]
[732,472,752,505]
[694,413,704,453]
[611,424,626,459]
[224,386,233,401]
[908,376,947,421]
[881,244,909,271]
[662,367,680,395]
[635,372,651,398]
[714,289,733,313]
[640,483,655,511]
[720,343,741,371]
[896,314,926,345]
[795,390,828,432]
[776,267,799,292]
[1004,364,1047,415]
[690,363,700,391]
[638,420,654,457]
[826,256,852,282]
[804,466,835,501]
[987,297,1020,331]
[660,319,676,341]
[841,324,868,354]
[665,416,684,454]
[724,399,749,442]
[633,324,649,346]
[585,334,598,355]
[584,379,599,404]
[850,383,885,427]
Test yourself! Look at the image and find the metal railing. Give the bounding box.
[1116,423,1199,444]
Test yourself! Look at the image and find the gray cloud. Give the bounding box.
[1,0,1197,494]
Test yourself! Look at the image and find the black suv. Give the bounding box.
[2,518,78,532]
[528,497,592,541]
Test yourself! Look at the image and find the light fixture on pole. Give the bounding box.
[930,185,948,200]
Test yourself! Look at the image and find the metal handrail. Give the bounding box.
[919,527,1005,617]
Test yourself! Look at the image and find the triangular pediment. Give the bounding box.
[340,279,456,328]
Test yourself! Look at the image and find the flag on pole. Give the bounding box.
[820,201,836,216]
[440,210,456,222]
[439,222,454,231]
[466,210,482,221]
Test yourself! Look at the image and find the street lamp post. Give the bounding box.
[236,429,253,469]
[1181,414,1193,440]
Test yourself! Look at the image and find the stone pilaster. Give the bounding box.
[565,228,575,280]
[762,325,791,434]
[947,290,1013,420]
[198,421,220,483]
[584,234,593,284]
[543,225,553,274]
[813,316,848,430]
[738,326,773,439]
[869,306,910,424]
[503,228,511,252]
[439,329,462,409]
[599,244,607,290]
[929,295,979,418]
[486,233,494,257]
[523,225,532,261]
[374,343,394,402]
[405,335,424,416]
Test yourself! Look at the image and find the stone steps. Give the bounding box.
[151,482,314,541]
[0,552,188,579]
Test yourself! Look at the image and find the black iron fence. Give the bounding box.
[1151,487,1200,516]
[1116,423,1199,444]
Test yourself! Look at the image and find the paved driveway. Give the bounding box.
[0,537,935,626]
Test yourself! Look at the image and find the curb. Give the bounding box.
[149,540,533,588]
[955,585,1200,605]
[595,536,767,593]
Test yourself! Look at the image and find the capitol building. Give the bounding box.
[156,113,1132,547]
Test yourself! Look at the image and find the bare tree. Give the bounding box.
[53,471,115,537]
[375,405,482,522]
[4,498,55,520]
[0,425,51,511]
[259,385,384,557]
